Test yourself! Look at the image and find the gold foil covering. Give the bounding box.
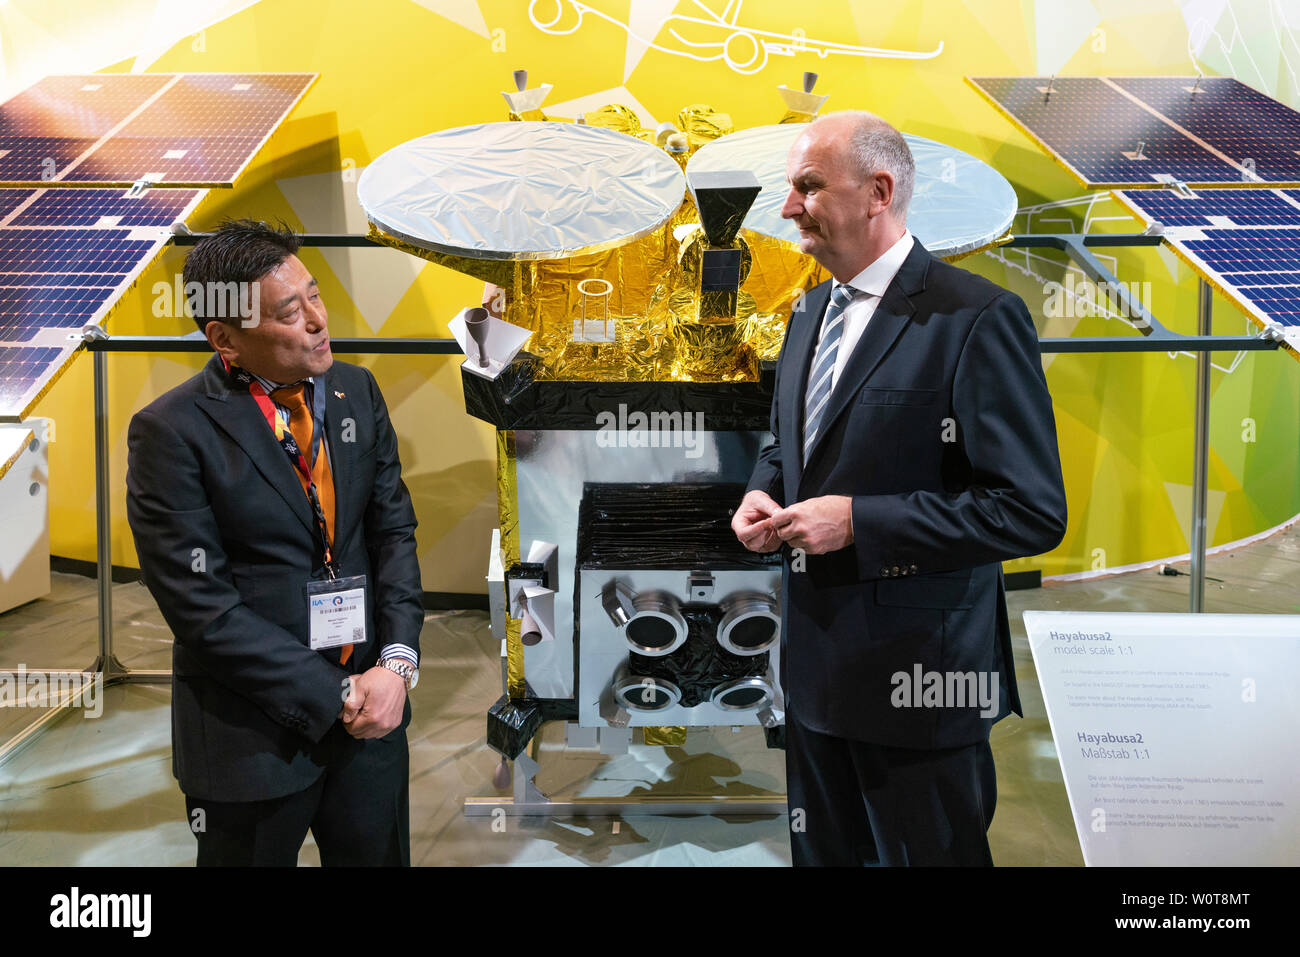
[741,308,790,363]
[369,213,825,383]
[364,222,516,287]
[677,104,734,152]
[642,726,687,747]
[660,288,759,381]
[496,430,526,700]
[583,103,643,138]
[943,230,1016,265]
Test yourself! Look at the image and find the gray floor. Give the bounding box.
[0,522,1296,866]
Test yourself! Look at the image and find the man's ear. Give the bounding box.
[204,320,239,365]
[870,169,896,218]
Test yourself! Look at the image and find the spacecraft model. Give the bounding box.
[357,72,1016,799]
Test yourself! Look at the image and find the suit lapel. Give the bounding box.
[194,354,317,539]
[800,241,932,473]
[322,366,361,551]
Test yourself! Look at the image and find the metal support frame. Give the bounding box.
[1011,233,1278,353]
[1189,278,1214,612]
[1005,234,1281,617]
[463,725,787,818]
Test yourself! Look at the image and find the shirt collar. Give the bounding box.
[218,355,314,397]
[252,372,314,396]
[841,229,914,298]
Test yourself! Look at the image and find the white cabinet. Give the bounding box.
[0,420,51,614]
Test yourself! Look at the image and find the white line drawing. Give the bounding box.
[527,0,943,76]
[1185,0,1300,106]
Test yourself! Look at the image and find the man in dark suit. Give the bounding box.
[126,220,423,866]
[732,113,1067,866]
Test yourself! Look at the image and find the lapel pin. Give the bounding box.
[334,390,345,398]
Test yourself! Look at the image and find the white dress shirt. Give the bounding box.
[814,229,915,391]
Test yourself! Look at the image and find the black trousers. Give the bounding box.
[184,724,410,867]
[784,706,997,866]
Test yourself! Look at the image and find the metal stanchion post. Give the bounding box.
[93,346,121,673]
[1189,280,1212,613]
[86,329,130,679]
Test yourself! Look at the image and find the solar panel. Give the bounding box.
[0,72,311,416]
[967,75,1300,188]
[1117,189,1300,358]
[0,72,316,188]
[0,186,206,419]
[1110,77,1300,185]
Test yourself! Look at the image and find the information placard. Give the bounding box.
[1023,611,1300,866]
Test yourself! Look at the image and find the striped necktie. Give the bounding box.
[803,283,857,462]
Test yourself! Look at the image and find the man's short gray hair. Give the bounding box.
[832,111,915,223]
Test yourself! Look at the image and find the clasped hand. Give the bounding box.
[338,667,407,739]
[731,489,854,555]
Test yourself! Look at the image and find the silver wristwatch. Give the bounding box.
[379,657,419,690]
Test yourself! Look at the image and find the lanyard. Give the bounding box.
[227,362,339,581]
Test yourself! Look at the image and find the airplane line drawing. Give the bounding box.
[528,0,944,76]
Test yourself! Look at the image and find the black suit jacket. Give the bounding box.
[126,355,423,801]
[748,239,1067,749]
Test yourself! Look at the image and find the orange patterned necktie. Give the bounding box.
[271,384,351,666]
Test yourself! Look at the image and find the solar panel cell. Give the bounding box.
[13,187,201,227]
[67,134,266,184]
[0,74,170,138]
[0,286,121,339]
[0,344,71,410]
[0,189,28,221]
[1117,188,1300,227]
[0,138,98,182]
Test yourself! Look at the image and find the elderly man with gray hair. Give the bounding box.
[733,112,1067,866]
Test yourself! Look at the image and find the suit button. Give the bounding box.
[891,565,900,576]
[910,564,918,574]
[880,567,889,576]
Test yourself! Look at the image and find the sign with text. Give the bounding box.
[1024,611,1300,866]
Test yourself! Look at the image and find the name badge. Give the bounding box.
[306,575,368,651]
